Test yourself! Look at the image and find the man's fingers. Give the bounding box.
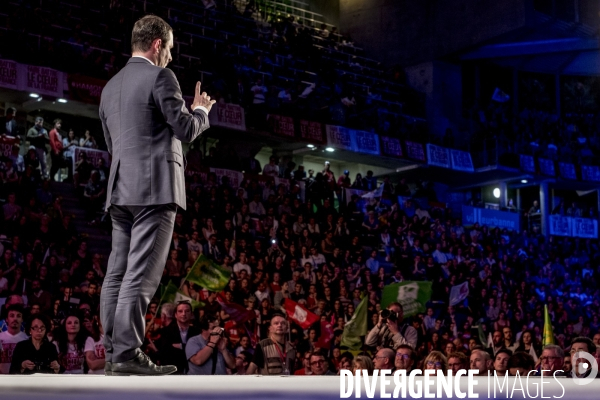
[195,82,201,95]
[202,92,208,97]
[210,100,217,105]
[206,96,211,101]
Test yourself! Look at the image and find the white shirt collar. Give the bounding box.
[132,55,155,66]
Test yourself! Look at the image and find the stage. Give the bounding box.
[1,375,600,399]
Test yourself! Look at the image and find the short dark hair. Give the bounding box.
[507,351,535,371]
[176,301,192,313]
[6,304,24,316]
[571,336,596,354]
[53,119,62,126]
[26,314,50,333]
[131,15,172,53]
[495,348,513,359]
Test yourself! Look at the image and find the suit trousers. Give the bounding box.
[100,204,177,363]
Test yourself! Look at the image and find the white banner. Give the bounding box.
[449,281,469,306]
[326,125,353,151]
[426,144,450,168]
[450,149,474,172]
[73,147,111,172]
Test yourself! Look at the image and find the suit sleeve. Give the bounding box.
[154,68,210,143]
[99,104,112,155]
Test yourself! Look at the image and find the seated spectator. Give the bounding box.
[10,314,60,374]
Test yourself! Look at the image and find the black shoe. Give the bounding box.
[105,362,112,376]
[111,352,177,376]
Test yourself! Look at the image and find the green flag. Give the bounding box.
[341,296,368,350]
[543,304,555,346]
[381,281,432,317]
[160,281,204,310]
[186,254,232,292]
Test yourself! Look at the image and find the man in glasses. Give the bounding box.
[447,352,468,375]
[373,348,395,371]
[395,344,415,373]
[294,351,313,375]
[310,349,333,375]
[535,344,565,376]
[234,351,252,375]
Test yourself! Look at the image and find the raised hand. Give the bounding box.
[191,82,217,113]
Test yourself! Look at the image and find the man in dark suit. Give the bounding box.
[99,15,215,376]
[157,302,201,374]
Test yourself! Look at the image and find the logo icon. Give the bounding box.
[571,351,599,386]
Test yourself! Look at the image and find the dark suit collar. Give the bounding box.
[127,56,154,65]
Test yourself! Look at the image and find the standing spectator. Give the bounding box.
[186,314,235,375]
[262,156,279,177]
[247,313,296,375]
[157,302,200,375]
[26,117,49,178]
[49,119,64,182]
[10,315,60,374]
[0,305,28,373]
[62,129,78,182]
[79,130,97,149]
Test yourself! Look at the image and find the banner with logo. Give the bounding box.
[67,74,106,104]
[268,114,295,138]
[450,149,474,172]
[24,64,64,97]
[0,60,18,90]
[572,217,598,239]
[381,281,432,317]
[520,155,535,173]
[73,147,110,172]
[352,130,379,155]
[426,144,450,168]
[462,205,520,231]
[208,103,246,131]
[549,215,571,237]
[558,162,577,180]
[539,158,555,176]
[380,136,403,158]
[404,140,426,162]
[326,125,353,151]
[581,165,600,182]
[298,120,325,144]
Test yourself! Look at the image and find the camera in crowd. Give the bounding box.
[380,309,398,323]
[34,359,51,372]
[210,327,225,338]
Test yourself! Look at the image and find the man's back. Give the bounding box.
[100,58,208,210]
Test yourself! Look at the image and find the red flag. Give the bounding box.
[316,315,335,349]
[217,298,257,324]
[284,299,319,329]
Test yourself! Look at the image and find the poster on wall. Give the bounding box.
[558,162,577,180]
[326,125,353,151]
[538,158,556,176]
[299,120,325,144]
[73,147,111,172]
[450,149,474,172]
[24,65,64,97]
[0,60,18,90]
[352,130,379,155]
[426,144,450,168]
[581,165,600,182]
[208,103,246,131]
[268,114,295,138]
[519,155,535,173]
[380,136,403,158]
[404,141,426,162]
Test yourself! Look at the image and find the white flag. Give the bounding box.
[449,281,469,306]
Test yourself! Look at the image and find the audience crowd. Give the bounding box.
[1,109,600,378]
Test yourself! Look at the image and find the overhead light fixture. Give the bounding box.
[325,147,335,152]
[36,97,43,102]
[521,179,528,184]
[29,93,39,98]
[57,98,67,103]
[493,188,501,199]
[306,144,315,148]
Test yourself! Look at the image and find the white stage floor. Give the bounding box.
[0,375,600,399]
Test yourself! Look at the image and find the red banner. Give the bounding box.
[404,140,426,162]
[0,135,19,157]
[380,136,403,158]
[299,120,325,144]
[268,114,295,138]
[67,74,106,105]
[284,299,319,329]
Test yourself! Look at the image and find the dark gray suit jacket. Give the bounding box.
[99,57,209,211]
